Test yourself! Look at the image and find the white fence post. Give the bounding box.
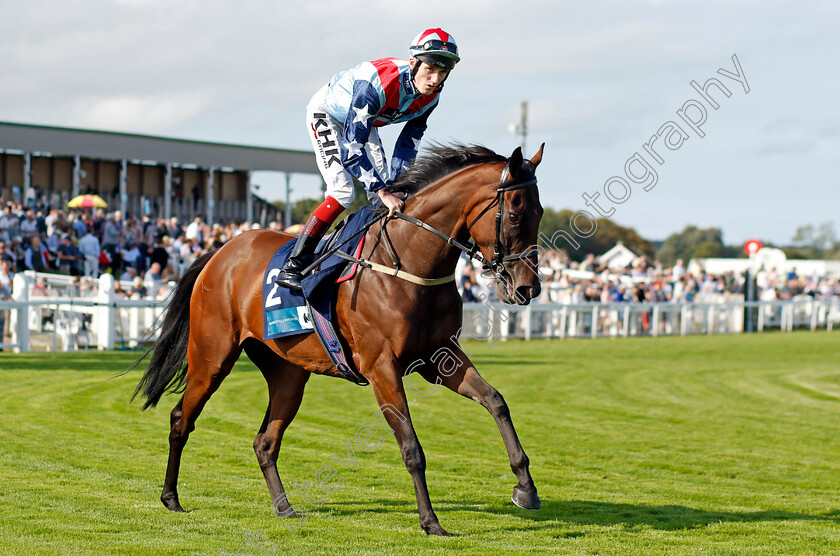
[499,308,510,342]
[524,306,532,341]
[129,307,140,348]
[97,274,116,350]
[11,274,31,352]
[756,302,764,332]
[777,301,782,331]
[788,304,796,332]
[652,305,660,337]
[559,306,567,339]
[707,305,715,335]
[622,306,630,338]
[734,300,744,333]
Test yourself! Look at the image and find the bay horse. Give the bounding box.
[133,143,545,536]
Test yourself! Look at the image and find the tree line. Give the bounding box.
[274,185,838,266]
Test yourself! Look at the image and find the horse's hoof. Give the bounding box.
[161,494,185,512]
[511,485,541,510]
[423,523,450,536]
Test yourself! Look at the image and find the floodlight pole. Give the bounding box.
[163,163,172,220]
[72,155,81,198]
[284,172,292,229]
[119,159,128,215]
[23,152,31,207]
[206,167,216,226]
[245,170,253,225]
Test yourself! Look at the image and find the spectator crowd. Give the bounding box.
[457,250,840,305]
[0,201,838,308]
[0,202,284,301]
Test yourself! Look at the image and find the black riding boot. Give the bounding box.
[275,231,322,291]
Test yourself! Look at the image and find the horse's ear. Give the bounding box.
[530,143,545,168]
[505,146,524,180]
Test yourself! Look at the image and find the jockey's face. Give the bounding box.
[410,58,449,96]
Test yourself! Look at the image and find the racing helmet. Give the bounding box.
[409,28,460,71]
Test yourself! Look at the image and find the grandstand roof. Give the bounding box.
[0,120,318,174]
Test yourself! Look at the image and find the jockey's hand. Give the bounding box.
[377,189,405,217]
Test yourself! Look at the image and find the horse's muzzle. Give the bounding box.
[495,268,541,305]
[514,283,541,306]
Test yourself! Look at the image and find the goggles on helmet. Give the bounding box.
[414,39,458,56]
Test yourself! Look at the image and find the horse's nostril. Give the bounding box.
[515,284,539,304]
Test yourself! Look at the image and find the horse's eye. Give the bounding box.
[509,213,520,225]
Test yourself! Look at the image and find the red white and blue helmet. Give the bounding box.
[409,28,460,70]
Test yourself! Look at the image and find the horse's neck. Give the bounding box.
[381,166,498,278]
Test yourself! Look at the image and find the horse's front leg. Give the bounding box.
[368,359,449,536]
[421,357,540,510]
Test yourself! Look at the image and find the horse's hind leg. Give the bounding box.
[246,342,310,519]
[161,396,186,511]
[161,343,242,511]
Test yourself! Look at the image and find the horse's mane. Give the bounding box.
[392,143,507,196]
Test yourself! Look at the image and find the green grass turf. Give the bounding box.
[0,332,839,555]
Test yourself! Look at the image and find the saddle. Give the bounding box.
[262,207,380,385]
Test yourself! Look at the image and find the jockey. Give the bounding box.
[275,28,460,290]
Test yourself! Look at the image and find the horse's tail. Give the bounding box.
[129,249,217,410]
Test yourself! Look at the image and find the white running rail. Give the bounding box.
[0,272,837,352]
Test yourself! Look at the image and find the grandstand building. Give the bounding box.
[0,121,318,226]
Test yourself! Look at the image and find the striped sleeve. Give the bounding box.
[389,101,437,182]
[340,80,389,191]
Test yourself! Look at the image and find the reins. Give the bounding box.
[299,210,388,276]
[323,211,459,287]
[302,166,539,287]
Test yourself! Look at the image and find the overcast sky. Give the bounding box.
[2,0,837,245]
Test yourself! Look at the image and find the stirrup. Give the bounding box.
[275,270,304,291]
[275,227,322,291]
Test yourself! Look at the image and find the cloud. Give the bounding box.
[70,91,215,133]
[109,0,167,6]
[756,140,814,156]
[755,119,840,156]
[0,0,838,244]
[818,122,840,138]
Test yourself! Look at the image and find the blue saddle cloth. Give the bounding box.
[262,206,378,340]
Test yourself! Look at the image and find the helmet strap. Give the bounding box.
[410,58,421,83]
[410,59,449,94]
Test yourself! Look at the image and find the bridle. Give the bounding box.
[309,161,540,286]
[394,162,539,276]
[465,163,539,274]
